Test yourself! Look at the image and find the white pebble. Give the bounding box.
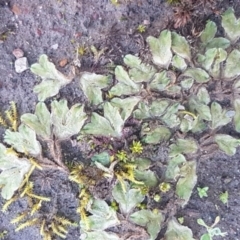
[15,57,29,73]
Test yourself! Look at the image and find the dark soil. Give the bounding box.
[0,0,240,239]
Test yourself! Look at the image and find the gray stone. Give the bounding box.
[51,43,59,50]
[12,48,24,58]
[14,57,29,73]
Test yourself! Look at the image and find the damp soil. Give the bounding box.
[0,0,240,239]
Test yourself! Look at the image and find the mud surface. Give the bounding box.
[0,0,240,239]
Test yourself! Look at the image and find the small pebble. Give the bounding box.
[51,43,59,50]
[11,4,21,15]
[226,110,235,118]
[12,48,24,58]
[59,58,68,67]
[15,57,29,73]
[143,19,150,25]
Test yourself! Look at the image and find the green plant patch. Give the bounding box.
[176,161,197,206]
[130,209,164,240]
[197,187,209,198]
[200,21,217,44]
[80,199,120,232]
[219,191,229,205]
[223,49,240,80]
[198,217,228,240]
[141,124,171,144]
[21,102,51,139]
[215,134,240,156]
[171,32,191,61]
[82,100,139,138]
[124,54,156,82]
[221,7,240,43]
[165,154,186,180]
[79,72,111,105]
[112,181,145,215]
[4,124,42,157]
[0,144,31,199]
[31,54,74,101]
[109,66,141,96]
[147,29,172,68]
[1,7,240,240]
[165,218,195,240]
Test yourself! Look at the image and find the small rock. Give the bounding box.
[11,4,21,15]
[223,178,232,184]
[59,58,68,67]
[15,57,29,73]
[12,48,24,58]
[143,19,150,25]
[226,110,235,118]
[51,43,59,50]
